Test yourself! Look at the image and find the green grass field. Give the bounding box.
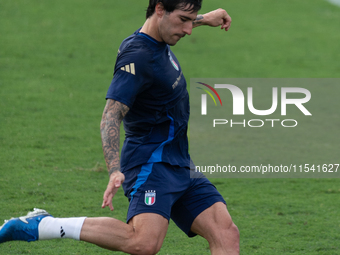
[1,0,340,254]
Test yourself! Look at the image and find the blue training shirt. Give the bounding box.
[106,29,190,171]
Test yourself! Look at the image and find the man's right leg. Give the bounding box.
[80,162,181,254]
[0,209,168,255]
[80,212,168,255]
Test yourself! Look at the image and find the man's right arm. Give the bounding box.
[100,99,129,210]
[101,99,129,175]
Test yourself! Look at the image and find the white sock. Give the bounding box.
[38,216,86,241]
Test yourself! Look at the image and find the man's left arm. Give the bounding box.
[193,8,232,31]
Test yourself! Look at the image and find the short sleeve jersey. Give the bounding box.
[106,29,190,171]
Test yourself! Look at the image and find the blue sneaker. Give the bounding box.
[0,208,51,243]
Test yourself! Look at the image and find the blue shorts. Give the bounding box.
[122,162,226,237]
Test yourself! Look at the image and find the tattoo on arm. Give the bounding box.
[193,15,204,27]
[100,99,129,176]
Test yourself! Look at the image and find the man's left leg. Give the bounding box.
[191,202,239,255]
[171,169,239,255]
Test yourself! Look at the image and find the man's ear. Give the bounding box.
[155,2,165,18]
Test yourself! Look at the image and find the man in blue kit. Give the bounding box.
[0,0,239,254]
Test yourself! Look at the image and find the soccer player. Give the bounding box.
[0,0,239,254]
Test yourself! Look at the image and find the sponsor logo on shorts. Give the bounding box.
[145,190,156,206]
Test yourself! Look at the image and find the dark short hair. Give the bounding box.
[146,0,202,19]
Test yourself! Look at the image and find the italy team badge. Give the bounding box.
[145,190,156,206]
[168,51,179,71]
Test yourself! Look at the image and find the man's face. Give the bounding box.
[158,5,198,46]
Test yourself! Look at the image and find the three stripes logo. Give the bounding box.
[60,226,66,238]
[197,82,223,115]
[120,63,135,75]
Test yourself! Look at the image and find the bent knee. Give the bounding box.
[220,222,240,252]
[224,221,239,241]
[209,221,240,249]
[230,223,240,253]
[230,222,240,242]
[126,238,162,255]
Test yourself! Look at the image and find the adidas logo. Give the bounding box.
[60,226,66,238]
[120,63,135,75]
